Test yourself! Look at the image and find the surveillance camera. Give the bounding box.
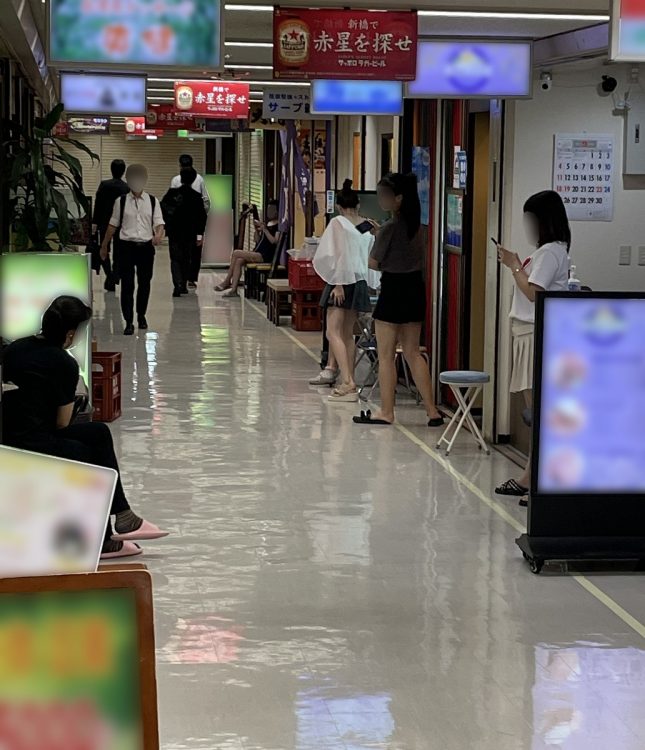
[601,75,618,93]
[539,72,552,92]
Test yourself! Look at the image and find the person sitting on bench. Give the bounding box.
[215,199,280,298]
[1,296,168,560]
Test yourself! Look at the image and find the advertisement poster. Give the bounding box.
[274,8,418,80]
[0,587,142,747]
[146,104,200,132]
[553,133,614,221]
[412,146,431,226]
[49,0,223,69]
[68,116,110,134]
[0,253,91,387]
[611,0,645,61]
[60,72,147,116]
[175,81,250,119]
[262,90,318,120]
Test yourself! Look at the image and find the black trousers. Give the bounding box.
[169,239,190,289]
[18,422,130,546]
[97,227,116,284]
[119,241,155,323]
[188,241,202,283]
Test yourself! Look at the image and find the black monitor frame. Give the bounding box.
[529,291,645,538]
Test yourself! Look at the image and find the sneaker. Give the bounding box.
[328,385,359,403]
[309,369,339,386]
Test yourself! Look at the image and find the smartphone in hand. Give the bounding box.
[356,220,373,234]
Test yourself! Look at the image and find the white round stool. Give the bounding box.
[436,371,490,456]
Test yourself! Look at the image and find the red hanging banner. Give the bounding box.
[146,104,201,131]
[174,81,250,118]
[124,117,163,137]
[273,8,418,81]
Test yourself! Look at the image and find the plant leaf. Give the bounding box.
[35,103,65,133]
[51,187,71,246]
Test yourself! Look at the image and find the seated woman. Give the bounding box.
[215,199,280,298]
[2,296,168,559]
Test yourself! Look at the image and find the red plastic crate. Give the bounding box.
[92,351,122,380]
[292,301,322,331]
[288,258,325,291]
[92,376,122,422]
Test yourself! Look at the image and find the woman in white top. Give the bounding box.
[496,190,571,501]
[313,180,375,403]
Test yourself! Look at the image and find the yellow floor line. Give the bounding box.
[245,296,645,640]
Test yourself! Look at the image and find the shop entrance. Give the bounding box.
[437,104,490,402]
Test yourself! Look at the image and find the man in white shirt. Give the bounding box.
[170,154,210,209]
[100,164,164,335]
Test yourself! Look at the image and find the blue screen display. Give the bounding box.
[537,296,645,494]
[311,80,403,115]
[408,40,531,98]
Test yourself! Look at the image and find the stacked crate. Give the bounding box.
[92,352,122,422]
[288,259,324,331]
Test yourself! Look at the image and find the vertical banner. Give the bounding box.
[279,129,292,234]
[411,146,431,226]
[553,134,614,221]
[274,8,418,80]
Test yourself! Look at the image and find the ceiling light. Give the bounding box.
[149,77,307,87]
[418,10,608,21]
[225,4,273,10]
[226,64,273,70]
[225,41,273,48]
[148,96,175,101]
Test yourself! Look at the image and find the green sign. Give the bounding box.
[49,0,223,69]
[177,129,189,138]
[0,588,141,747]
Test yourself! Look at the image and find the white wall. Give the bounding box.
[335,115,399,191]
[506,63,645,292]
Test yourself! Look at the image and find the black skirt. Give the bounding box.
[320,280,372,312]
[373,270,425,324]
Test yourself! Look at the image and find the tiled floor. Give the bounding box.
[93,257,645,750]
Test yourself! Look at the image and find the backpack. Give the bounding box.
[160,189,184,235]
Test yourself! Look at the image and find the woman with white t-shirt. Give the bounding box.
[495,190,571,503]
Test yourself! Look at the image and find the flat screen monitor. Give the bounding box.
[611,0,645,61]
[535,294,645,495]
[311,80,403,116]
[407,39,532,98]
[331,191,390,224]
[49,0,223,69]
[60,72,147,115]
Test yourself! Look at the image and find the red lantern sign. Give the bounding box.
[174,81,250,118]
[273,8,418,80]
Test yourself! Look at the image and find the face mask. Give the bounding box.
[128,178,146,193]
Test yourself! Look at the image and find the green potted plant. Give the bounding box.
[3,103,99,251]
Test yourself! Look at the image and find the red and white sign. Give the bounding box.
[146,104,202,131]
[124,117,163,137]
[273,8,418,80]
[174,81,250,118]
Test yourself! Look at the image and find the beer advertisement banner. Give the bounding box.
[174,81,250,119]
[273,8,418,80]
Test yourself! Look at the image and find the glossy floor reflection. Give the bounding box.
[92,257,645,750]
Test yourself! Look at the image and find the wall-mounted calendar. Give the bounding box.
[552,133,614,221]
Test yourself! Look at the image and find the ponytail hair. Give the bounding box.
[41,296,92,347]
[378,172,421,239]
[336,178,359,210]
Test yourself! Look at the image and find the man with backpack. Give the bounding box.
[100,164,164,335]
[161,167,208,297]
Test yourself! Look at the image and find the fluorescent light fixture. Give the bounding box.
[149,78,307,87]
[225,64,273,70]
[145,135,158,140]
[418,10,608,20]
[225,4,273,10]
[225,41,273,48]
[148,96,175,101]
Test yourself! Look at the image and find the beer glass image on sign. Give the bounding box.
[537,298,645,493]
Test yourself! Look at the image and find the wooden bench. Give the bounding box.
[266,279,292,326]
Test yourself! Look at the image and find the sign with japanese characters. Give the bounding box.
[49,0,223,70]
[174,81,250,119]
[146,104,201,131]
[553,133,614,221]
[263,90,323,120]
[68,116,110,134]
[124,117,163,137]
[273,8,418,80]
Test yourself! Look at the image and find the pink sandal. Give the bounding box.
[111,519,169,542]
[100,541,143,560]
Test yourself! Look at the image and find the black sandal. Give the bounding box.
[518,496,529,508]
[495,479,529,497]
[428,416,444,427]
[353,410,392,426]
